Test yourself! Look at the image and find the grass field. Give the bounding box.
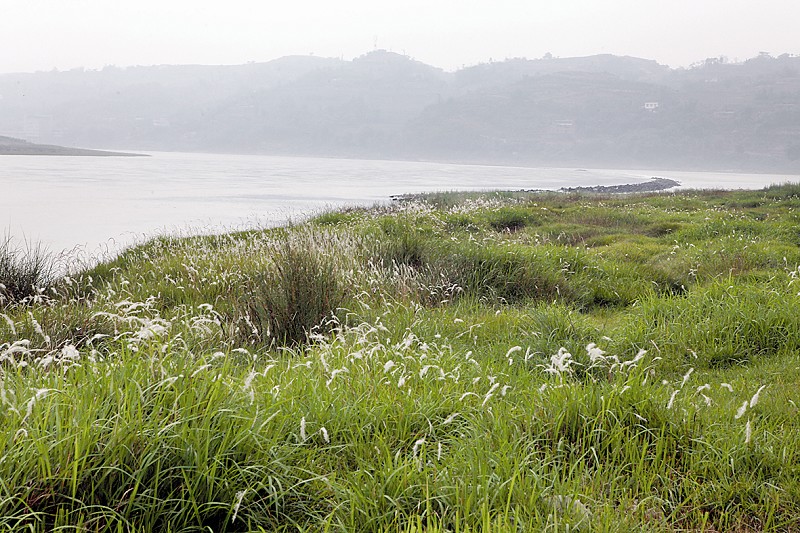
[2,183,800,531]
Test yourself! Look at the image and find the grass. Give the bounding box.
[243,227,353,346]
[2,183,800,530]
[0,235,57,307]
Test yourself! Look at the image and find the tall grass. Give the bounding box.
[0,235,56,307]
[243,228,354,346]
[1,184,800,530]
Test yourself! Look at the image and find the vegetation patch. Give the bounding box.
[0,236,56,307]
[2,184,800,531]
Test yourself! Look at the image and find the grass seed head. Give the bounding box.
[749,385,766,408]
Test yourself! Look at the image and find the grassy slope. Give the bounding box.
[2,184,800,531]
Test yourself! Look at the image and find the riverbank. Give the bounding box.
[558,176,681,193]
[1,183,800,531]
[392,177,682,203]
[3,150,795,257]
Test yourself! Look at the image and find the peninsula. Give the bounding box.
[0,135,145,156]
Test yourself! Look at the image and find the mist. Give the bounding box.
[2,51,799,172]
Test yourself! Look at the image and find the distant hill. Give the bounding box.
[404,54,800,171]
[195,51,449,155]
[0,135,143,156]
[1,51,799,171]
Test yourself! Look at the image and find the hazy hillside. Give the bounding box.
[1,51,799,171]
[194,51,449,156]
[452,54,671,92]
[0,55,343,150]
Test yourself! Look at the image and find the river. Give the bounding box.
[2,151,797,259]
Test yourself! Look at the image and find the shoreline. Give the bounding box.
[391,177,682,202]
[557,177,681,194]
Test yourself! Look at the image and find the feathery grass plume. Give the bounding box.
[28,311,51,345]
[326,367,348,387]
[412,438,425,459]
[667,389,680,410]
[506,345,522,358]
[0,313,16,335]
[547,495,592,529]
[541,347,578,378]
[749,384,767,408]
[735,401,749,419]
[231,490,246,524]
[681,367,694,388]
[482,382,501,407]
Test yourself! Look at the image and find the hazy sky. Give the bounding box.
[1,0,798,74]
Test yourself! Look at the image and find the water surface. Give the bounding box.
[2,151,796,257]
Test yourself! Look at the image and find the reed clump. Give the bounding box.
[0,235,56,307]
[243,227,354,346]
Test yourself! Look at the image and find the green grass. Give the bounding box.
[2,184,800,531]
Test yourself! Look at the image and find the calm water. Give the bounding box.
[2,151,797,258]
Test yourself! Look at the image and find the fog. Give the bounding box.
[1,0,798,74]
[1,1,799,173]
[2,51,800,173]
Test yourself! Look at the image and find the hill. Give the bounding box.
[1,51,799,171]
